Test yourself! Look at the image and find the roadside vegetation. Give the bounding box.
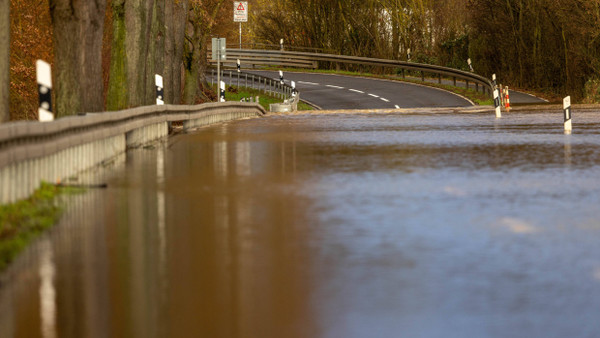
[0,183,82,272]
[251,0,600,103]
[3,0,599,122]
[215,85,313,111]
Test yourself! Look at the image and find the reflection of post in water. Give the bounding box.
[214,141,228,179]
[236,141,252,177]
[280,140,297,176]
[156,145,168,338]
[564,135,572,167]
[39,238,57,338]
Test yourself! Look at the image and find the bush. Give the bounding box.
[582,77,600,104]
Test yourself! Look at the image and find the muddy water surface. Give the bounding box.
[2,111,600,338]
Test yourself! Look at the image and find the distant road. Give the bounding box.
[246,71,473,110]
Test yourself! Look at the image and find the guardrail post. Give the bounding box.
[466,80,469,90]
[211,69,214,86]
[245,73,248,89]
[421,71,424,82]
[453,77,456,86]
[438,74,441,84]
[475,83,479,93]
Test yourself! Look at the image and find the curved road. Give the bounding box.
[247,71,473,110]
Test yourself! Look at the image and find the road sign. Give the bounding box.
[211,38,226,61]
[234,2,247,22]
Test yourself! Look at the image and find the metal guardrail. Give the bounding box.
[209,49,493,96]
[0,102,266,204]
[207,69,295,101]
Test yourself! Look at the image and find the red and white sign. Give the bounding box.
[234,2,248,22]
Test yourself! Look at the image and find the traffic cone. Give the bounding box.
[504,87,511,112]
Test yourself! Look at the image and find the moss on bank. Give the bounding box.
[0,183,81,272]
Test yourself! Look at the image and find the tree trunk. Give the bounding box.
[163,0,174,103]
[0,0,9,122]
[50,0,82,117]
[145,0,158,105]
[154,0,165,91]
[183,7,201,104]
[50,0,106,117]
[172,0,188,104]
[79,0,106,112]
[107,0,129,111]
[125,0,155,107]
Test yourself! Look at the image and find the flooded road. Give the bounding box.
[2,110,600,337]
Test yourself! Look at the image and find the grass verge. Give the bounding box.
[213,85,314,111]
[0,183,82,272]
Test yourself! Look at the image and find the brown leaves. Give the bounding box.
[9,0,54,120]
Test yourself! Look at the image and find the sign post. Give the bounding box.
[212,37,226,98]
[233,2,248,49]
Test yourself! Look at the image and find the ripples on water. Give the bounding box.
[2,111,600,338]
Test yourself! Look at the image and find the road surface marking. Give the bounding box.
[298,81,319,85]
[380,98,390,102]
[349,89,364,94]
[326,85,345,89]
[395,105,400,109]
[368,93,379,98]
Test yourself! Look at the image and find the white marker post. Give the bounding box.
[280,38,284,51]
[467,58,474,72]
[279,70,284,85]
[155,74,164,105]
[36,60,53,122]
[291,81,297,97]
[492,74,497,88]
[407,48,411,61]
[237,59,241,73]
[493,88,502,118]
[564,96,572,134]
[220,81,226,102]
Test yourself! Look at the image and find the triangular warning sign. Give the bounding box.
[237,3,245,10]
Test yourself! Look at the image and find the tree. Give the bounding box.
[49,0,106,117]
[106,0,129,111]
[0,0,10,122]
[183,0,225,104]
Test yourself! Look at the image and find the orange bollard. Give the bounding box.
[504,87,511,112]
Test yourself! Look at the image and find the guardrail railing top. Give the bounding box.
[209,48,493,95]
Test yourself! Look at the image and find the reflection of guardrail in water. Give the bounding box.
[209,49,493,96]
[207,69,295,101]
[0,102,266,204]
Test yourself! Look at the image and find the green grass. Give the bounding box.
[0,183,82,272]
[214,85,314,111]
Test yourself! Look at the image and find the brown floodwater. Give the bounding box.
[2,110,600,338]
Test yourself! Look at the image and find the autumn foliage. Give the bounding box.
[9,0,53,120]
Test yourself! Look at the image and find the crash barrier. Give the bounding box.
[208,49,493,96]
[0,102,266,204]
[208,69,296,101]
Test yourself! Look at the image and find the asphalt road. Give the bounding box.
[246,71,473,110]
